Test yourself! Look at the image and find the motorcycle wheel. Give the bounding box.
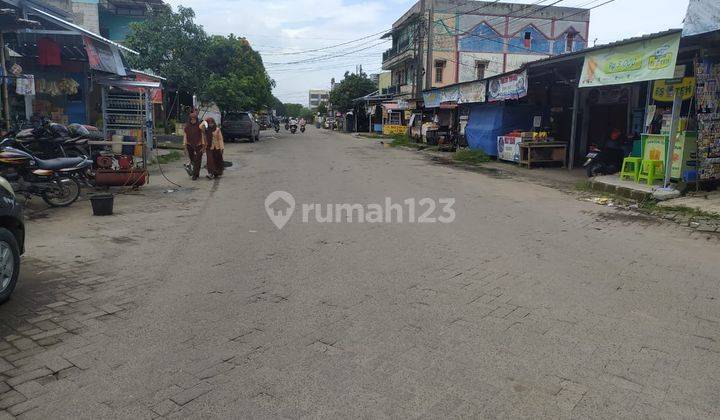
[0,228,20,304]
[42,176,81,207]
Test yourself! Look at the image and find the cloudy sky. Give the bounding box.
[167,0,691,106]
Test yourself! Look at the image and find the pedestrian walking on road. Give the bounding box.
[203,117,225,179]
[183,112,205,180]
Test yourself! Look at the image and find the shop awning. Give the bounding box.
[27,5,138,55]
[383,101,409,111]
[96,79,161,89]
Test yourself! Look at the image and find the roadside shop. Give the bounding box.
[421,79,486,147]
[0,2,136,128]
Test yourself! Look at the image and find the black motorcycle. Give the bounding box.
[0,139,91,207]
[584,145,628,177]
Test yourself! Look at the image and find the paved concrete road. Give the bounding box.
[1,127,719,418]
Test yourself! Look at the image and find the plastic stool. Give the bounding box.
[620,157,642,181]
[637,159,664,186]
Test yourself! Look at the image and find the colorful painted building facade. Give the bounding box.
[382,0,590,100]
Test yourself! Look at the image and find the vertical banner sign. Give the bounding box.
[580,33,681,88]
[82,36,126,76]
[487,70,528,102]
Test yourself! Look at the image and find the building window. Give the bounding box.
[435,60,446,83]
[475,60,487,80]
[566,33,575,52]
[524,31,532,49]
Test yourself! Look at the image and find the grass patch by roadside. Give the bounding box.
[151,150,182,165]
[389,134,424,149]
[641,201,720,220]
[453,149,490,165]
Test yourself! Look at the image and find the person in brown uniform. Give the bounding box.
[203,117,225,179]
[183,112,205,180]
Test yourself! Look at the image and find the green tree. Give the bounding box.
[201,35,275,112]
[329,72,376,112]
[316,103,328,116]
[125,6,208,95]
[270,96,286,116]
[284,103,305,117]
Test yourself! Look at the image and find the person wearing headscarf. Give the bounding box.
[203,117,224,179]
[183,111,205,180]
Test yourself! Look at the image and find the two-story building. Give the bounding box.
[381,0,590,102]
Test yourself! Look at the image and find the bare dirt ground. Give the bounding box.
[0,127,718,418]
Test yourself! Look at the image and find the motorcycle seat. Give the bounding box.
[35,157,86,170]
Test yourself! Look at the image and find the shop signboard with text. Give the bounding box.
[497,136,522,162]
[653,77,695,102]
[423,86,460,108]
[580,33,681,88]
[383,125,408,136]
[458,81,486,104]
[487,70,527,102]
[642,133,669,164]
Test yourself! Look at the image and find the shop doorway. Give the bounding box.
[587,104,628,148]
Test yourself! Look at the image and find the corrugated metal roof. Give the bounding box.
[28,5,138,55]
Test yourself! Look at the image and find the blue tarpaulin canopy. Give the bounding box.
[465,103,541,156]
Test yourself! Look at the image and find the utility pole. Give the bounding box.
[1,32,10,130]
[414,0,426,101]
[425,0,435,92]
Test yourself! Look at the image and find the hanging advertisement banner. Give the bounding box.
[458,80,486,104]
[423,86,460,108]
[83,36,126,76]
[487,70,527,102]
[579,32,681,88]
[653,77,696,102]
[424,80,487,107]
[683,0,720,36]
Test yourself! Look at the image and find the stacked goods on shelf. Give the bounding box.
[696,59,720,180]
[106,92,144,130]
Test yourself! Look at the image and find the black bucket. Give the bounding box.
[90,194,114,216]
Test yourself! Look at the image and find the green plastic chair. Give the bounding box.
[620,157,642,182]
[637,160,664,186]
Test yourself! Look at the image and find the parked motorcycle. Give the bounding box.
[0,139,91,207]
[584,145,627,178]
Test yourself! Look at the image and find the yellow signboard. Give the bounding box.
[383,125,407,136]
[642,134,668,163]
[653,77,696,102]
[580,33,681,87]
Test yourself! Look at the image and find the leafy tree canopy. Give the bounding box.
[201,35,275,113]
[126,7,274,113]
[329,72,376,112]
[126,6,207,95]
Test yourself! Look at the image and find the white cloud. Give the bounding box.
[166,0,689,106]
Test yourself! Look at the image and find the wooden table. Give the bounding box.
[519,142,567,169]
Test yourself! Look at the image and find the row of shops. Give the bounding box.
[1,1,163,149]
[360,26,720,187]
